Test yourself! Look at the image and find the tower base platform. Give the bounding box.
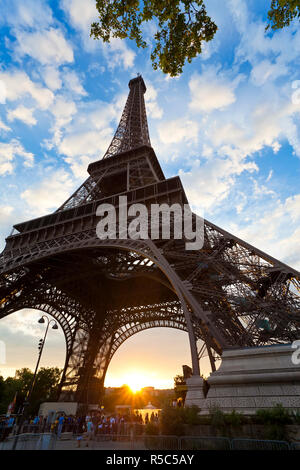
[185,344,300,414]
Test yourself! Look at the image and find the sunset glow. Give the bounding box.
[112,371,157,393]
[126,373,144,393]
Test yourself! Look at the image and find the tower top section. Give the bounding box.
[103,74,151,159]
[129,75,146,93]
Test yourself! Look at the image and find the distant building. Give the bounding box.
[104,385,174,408]
[115,404,132,415]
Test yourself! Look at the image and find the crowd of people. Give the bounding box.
[0,416,15,441]
[0,410,161,444]
[52,411,160,439]
[72,411,160,447]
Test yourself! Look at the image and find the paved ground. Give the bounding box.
[0,437,149,450]
[56,439,141,450]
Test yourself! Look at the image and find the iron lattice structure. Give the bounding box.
[0,76,299,404]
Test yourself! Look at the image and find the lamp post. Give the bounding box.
[12,315,58,450]
[27,316,58,404]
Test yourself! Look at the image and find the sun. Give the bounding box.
[106,369,172,391]
[125,372,148,393]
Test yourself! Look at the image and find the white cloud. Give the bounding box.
[0,120,11,132]
[59,129,112,158]
[189,67,238,113]
[62,70,87,96]
[0,139,34,175]
[43,96,77,152]
[7,105,37,126]
[106,38,135,70]
[0,80,7,104]
[158,119,198,145]
[266,170,273,182]
[251,59,288,86]
[0,205,16,253]
[1,308,43,337]
[60,0,97,37]
[272,142,281,154]
[229,192,300,270]
[0,205,13,224]
[88,62,106,76]
[0,70,54,110]
[180,157,258,211]
[145,83,163,119]
[234,3,300,65]
[1,0,53,29]
[285,194,300,223]
[0,308,66,378]
[69,155,92,179]
[45,98,120,176]
[42,66,62,91]
[21,169,75,214]
[206,88,300,160]
[15,28,74,65]
[50,96,77,129]
[250,177,275,199]
[228,0,300,86]
[277,228,300,270]
[60,0,135,69]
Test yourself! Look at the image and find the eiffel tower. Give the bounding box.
[0,76,299,406]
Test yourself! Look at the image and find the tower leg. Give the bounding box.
[181,298,200,376]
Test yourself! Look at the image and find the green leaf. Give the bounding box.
[91,0,217,76]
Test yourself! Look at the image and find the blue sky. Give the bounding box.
[0,0,299,388]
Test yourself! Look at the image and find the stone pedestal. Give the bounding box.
[185,344,300,414]
[185,375,206,408]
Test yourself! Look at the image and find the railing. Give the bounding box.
[0,432,298,451]
[290,442,300,450]
[181,436,231,450]
[0,433,57,450]
[20,423,77,434]
[92,434,179,450]
[231,438,290,451]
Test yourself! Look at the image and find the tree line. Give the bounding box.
[0,367,62,416]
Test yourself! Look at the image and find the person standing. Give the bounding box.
[57,414,65,439]
[85,418,94,447]
[4,416,15,440]
[110,416,116,434]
